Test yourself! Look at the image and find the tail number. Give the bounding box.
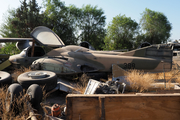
[124,63,135,69]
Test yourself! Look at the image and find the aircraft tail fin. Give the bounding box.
[112,64,127,77]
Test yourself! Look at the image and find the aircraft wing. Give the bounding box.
[0,38,33,42]
[0,38,33,51]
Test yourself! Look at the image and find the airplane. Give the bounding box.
[27,26,173,79]
[0,26,173,80]
[0,27,94,68]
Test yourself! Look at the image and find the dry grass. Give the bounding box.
[72,74,90,94]
[170,70,180,84]
[153,70,179,80]
[0,87,29,120]
[126,70,156,92]
[72,69,180,93]
[154,69,180,84]
[12,66,32,82]
[125,68,180,92]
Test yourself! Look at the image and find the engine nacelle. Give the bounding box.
[16,41,32,51]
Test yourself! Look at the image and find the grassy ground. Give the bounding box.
[1,66,180,119]
[11,67,32,82]
[0,87,29,120]
[0,67,34,119]
[74,69,180,93]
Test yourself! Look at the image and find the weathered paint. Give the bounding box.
[32,45,173,75]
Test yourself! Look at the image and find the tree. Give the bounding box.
[104,14,139,50]
[44,0,77,45]
[140,8,172,44]
[77,5,106,50]
[0,9,19,38]
[1,0,45,38]
[0,0,45,54]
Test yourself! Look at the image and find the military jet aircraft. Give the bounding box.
[0,26,173,78]
[28,26,173,78]
[0,27,94,68]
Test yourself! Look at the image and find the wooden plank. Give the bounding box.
[99,96,105,120]
[66,96,100,120]
[66,94,180,120]
[66,96,73,120]
[104,95,180,120]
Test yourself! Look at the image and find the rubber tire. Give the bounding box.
[5,83,23,112]
[17,70,57,92]
[26,84,43,110]
[0,71,12,86]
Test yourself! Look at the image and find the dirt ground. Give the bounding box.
[41,90,68,117]
[44,91,67,106]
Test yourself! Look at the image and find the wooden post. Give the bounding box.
[31,39,35,57]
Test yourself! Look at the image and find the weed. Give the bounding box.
[126,70,155,92]
[72,73,90,94]
[11,66,32,82]
[0,87,29,120]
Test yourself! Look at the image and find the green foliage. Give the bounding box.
[44,0,78,45]
[0,1,173,52]
[77,5,106,50]
[104,14,139,50]
[0,9,19,38]
[0,43,20,55]
[1,0,45,38]
[0,0,45,55]
[43,2,106,49]
[139,8,172,44]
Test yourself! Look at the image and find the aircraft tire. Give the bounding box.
[5,83,23,112]
[26,84,43,110]
[17,71,57,92]
[0,71,12,86]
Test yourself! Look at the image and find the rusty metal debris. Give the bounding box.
[84,79,126,94]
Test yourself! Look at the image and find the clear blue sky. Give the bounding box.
[0,0,179,41]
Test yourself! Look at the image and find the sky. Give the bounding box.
[0,0,179,41]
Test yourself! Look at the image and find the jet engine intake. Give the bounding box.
[16,41,32,51]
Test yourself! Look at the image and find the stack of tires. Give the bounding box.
[5,70,58,112]
[6,83,43,112]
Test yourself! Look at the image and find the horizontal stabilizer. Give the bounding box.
[121,46,173,59]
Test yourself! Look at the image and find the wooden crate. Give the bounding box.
[66,94,180,120]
